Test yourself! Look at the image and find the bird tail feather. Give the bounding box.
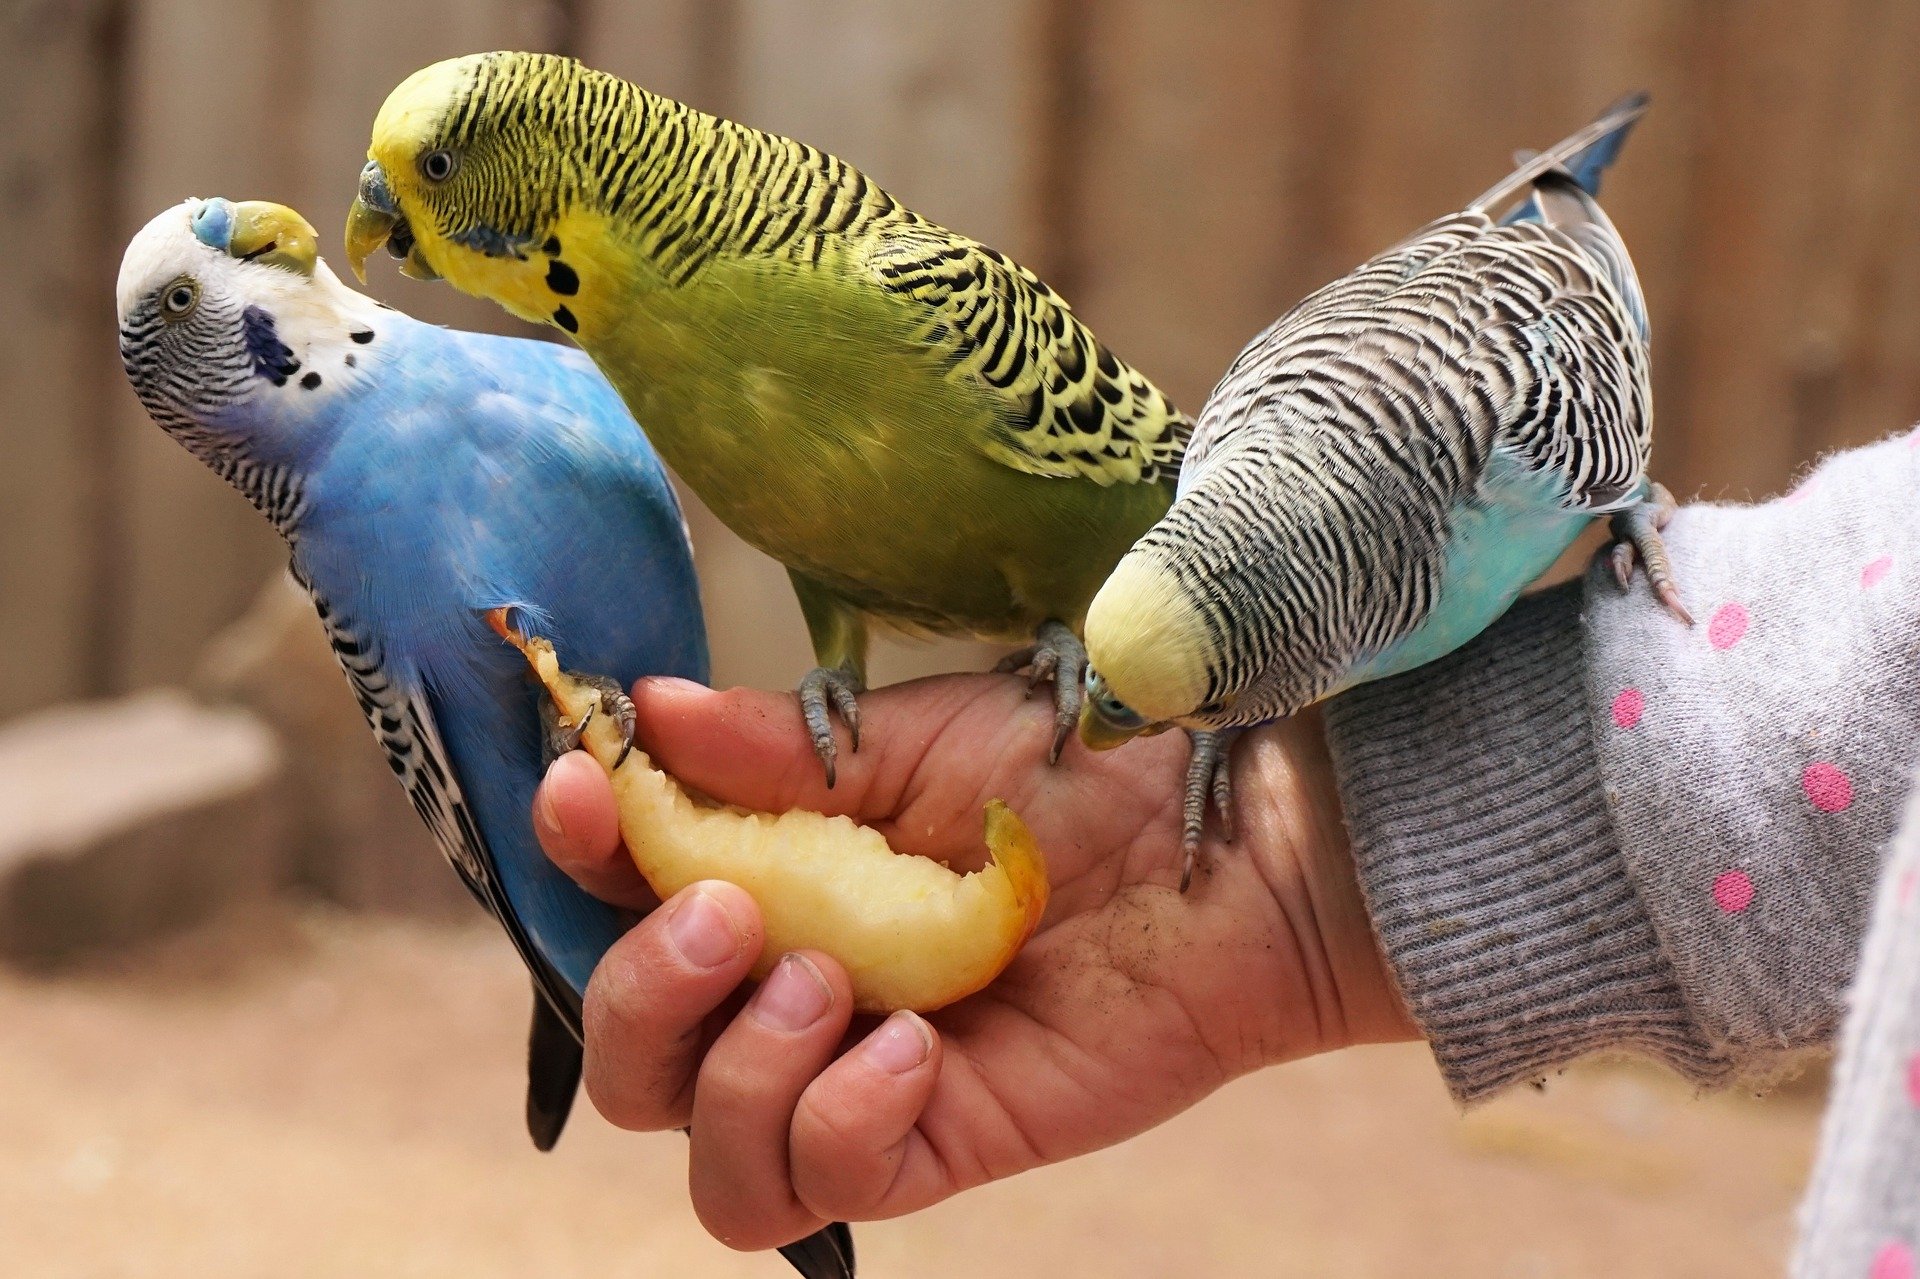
[1478,91,1651,216]
[524,986,582,1151]
[778,1221,858,1279]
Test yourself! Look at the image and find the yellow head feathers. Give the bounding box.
[1083,549,1214,727]
[346,53,491,286]
[367,54,485,161]
[347,53,600,327]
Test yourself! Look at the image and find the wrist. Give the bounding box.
[1239,711,1417,1066]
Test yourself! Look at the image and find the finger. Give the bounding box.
[582,882,762,1132]
[633,677,900,818]
[687,950,856,1252]
[789,1011,942,1222]
[631,673,1022,826]
[534,751,655,910]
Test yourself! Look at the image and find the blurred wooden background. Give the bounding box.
[7,0,1920,727]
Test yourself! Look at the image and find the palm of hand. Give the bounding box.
[536,672,1406,1237]
[840,679,1371,1176]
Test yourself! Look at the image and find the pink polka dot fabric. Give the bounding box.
[1872,1241,1914,1279]
[1806,763,1856,814]
[1796,758,1920,1273]
[1712,869,1754,914]
[1707,602,1748,649]
[1567,433,1920,1271]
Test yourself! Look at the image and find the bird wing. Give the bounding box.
[1186,193,1651,515]
[1179,212,1491,489]
[1480,170,1653,513]
[865,225,1190,487]
[1527,168,1650,343]
[1186,94,1655,509]
[301,573,582,1035]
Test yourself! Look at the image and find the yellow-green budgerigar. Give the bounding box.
[344,51,1191,784]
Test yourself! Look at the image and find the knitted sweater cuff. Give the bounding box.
[1322,586,1735,1102]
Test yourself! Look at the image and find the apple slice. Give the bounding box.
[494,616,1049,1013]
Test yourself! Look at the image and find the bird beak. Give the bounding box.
[343,162,396,283]
[189,198,318,277]
[226,201,319,276]
[1077,701,1153,753]
[343,195,395,284]
[344,160,437,283]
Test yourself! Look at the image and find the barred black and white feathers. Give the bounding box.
[1085,94,1658,733]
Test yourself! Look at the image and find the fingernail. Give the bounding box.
[637,675,709,696]
[751,954,832,1032]
[861,1011,932,1074]
[668,889,742,970]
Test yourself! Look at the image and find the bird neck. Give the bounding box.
[169,425,315,542]
[197,299,419,542]
[580,85,902,281]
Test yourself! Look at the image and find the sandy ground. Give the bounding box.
[0,907,1820,1278]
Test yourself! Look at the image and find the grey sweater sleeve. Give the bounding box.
[1323,430,1920,1102]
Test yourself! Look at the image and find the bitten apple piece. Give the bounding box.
[493,614,1049,1013]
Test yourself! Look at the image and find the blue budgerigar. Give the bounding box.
[115,195,707,1138]
[115,199,857,1278]
[1080,94,1687,888]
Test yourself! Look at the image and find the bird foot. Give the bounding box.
[993,619,1087,765]
[1180,728,1243,892]
[799,662,865,789]
[1606,482,1693,626]
[541,671,636,770]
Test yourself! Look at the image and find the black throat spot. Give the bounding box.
[241,306,301,386]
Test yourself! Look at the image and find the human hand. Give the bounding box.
[532,673,1413,1252]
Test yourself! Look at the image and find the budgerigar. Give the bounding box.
[1080,93,1688,889]
[116,199,857,1279]
[341,52,1191,786]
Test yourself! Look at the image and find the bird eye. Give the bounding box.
[160,277,200,321]
[1098,693,1143,725]
[420,149,458,182]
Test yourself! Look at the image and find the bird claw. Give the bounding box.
[1609,541,1635,592]
[1605,482,1693,627]
[541,670,636,769]
[798,663,864,789]
[995,644,1059,694]
[995,620,1085,765]
[1180,728,1243,892]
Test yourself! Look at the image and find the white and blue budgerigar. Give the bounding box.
[118,195,878,1279]
[1080,94,1687,889]
[114,198,704,1147]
